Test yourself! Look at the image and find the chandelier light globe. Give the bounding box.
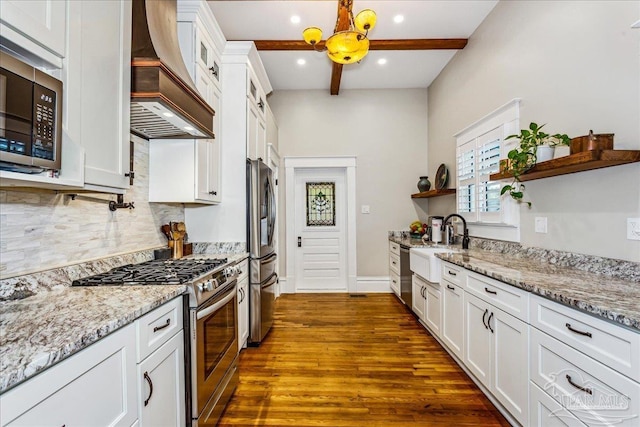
[354,9,377,32]
[325,30,370,64]
[302,27,323,45]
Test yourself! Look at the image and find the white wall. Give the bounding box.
[269,89,429,277]
[427,0,640,262]
[0,138,184,278]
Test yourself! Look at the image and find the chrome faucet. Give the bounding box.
[443,213,470,249]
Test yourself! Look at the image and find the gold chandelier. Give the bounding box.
[302,0,377,65]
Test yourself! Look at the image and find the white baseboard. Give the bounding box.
[355,276,392,293]
[277,276,392,293]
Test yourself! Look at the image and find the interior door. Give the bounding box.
[294,168,347,291]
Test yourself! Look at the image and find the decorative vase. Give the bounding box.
[536,145,555,163]
[417,176,431,192]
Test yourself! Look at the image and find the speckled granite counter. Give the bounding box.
[0,250,249,393]
[388,232,640,331]
[435,250,640,331]
[0,285,186,393]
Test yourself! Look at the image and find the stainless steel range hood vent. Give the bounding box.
[131,0,215,140]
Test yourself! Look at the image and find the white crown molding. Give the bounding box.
[177,0,227,53]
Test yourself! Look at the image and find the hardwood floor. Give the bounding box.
[219,293,510,426]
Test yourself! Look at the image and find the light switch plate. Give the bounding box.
[627,218,640,240]
[535,217,547,234]
[361,205,370,214]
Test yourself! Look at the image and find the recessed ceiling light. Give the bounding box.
[377,58,387,65]
[393,15,404,24]
[297,58,306,66]
[290,15,301,24]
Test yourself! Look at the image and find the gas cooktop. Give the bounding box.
[72,258,228,286]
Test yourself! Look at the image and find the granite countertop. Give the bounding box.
[0,252,249,394]
[435,249,640,331]
[389,236,640,332]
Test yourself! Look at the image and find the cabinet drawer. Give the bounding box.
[237,258,249,283]
[530,382,587,427]
[530,327,640,427]
[441,262,465,286]
[530,294,640,382]
[389,252,400,276]
[137,297,183,362]
[466,271,528,322]
[389,272,400,296]
[389,240,400,256]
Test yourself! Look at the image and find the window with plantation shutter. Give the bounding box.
[454,99,521,242]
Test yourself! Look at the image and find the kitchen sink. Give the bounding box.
[409,246,458,283]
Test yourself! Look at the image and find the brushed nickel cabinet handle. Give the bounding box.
[566,374,592,395]
[565,323,592,338]
[153,318,170,332]
[144,371,154,406]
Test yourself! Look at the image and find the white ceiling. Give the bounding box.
[207,0,498,92]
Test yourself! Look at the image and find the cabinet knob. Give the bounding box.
[209,191,217,195]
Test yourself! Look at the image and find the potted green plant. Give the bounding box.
[500,122,570,206]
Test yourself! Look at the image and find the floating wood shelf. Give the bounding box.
[411,188,456,199]
[490,150,640,182]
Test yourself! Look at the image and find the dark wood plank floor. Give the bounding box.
[218,293,510,426]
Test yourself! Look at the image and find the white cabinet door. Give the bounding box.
[257,116,267,161]
[138,331,185,427]
[441,279,464,359]
[492,307,528,425]
[464,292,492,388]
[238,276,249,350]
[68,0,131,190]
[247,102,259,160]
[425,282,442,338]
[529,382,587,427]
[1,324,137,427]
[0,0,67,64]
[412,275,425,320]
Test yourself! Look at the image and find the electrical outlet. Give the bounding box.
[535,217,547,234]
[361,205,370,214]
[628,218,640,240]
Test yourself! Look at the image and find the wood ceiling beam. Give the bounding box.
[329,0,352,95]
[252,39,468,51]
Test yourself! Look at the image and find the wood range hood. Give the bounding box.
[130,0,215,140]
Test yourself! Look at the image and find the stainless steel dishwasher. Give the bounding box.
[399,246,412,306]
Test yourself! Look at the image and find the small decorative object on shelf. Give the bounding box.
[417,176,431,192]
[435,164,449,190]
[570,130,614,154]
[500,122,570,206]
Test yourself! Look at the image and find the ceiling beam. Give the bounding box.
[329,0,352,95]
[330,63,343,95]
[252,39,468,51]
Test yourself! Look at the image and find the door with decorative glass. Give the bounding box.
[293,168,347,291]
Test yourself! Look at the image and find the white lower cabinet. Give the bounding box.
[424,281,442,338]
[238,259,249,350]
[441,278,464,360]
[412,274,426,321]
[137,331,185,427]
[0,297,185,427]
[1,324,138,427]
[464,292,529,425]
[530,382,587,426]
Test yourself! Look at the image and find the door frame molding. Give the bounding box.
[284,156,357,293]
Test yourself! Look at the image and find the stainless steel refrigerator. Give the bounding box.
[247,159,277,345]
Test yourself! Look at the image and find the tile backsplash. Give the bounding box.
[0,138,183,278]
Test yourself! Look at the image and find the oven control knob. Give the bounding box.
[199,281,214,292]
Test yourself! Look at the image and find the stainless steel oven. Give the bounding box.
[191,280,239,426]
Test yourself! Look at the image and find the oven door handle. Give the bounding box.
[196,286,236,320]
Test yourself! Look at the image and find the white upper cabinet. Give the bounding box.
[0,0,67,67]
[66,0,132,190]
